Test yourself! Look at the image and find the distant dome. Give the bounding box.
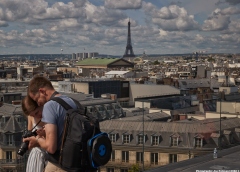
[133,57,143,64]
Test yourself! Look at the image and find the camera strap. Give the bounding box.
[50,91,59,99]
[31,120,41,131]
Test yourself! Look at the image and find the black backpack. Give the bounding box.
[49,97,112,172]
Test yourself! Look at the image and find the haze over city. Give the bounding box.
[0,0,240,55]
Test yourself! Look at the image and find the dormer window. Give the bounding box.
[136,132,146,145]
[122,132,131,144]
[194,134,204,148]
[170,133,180,147]
[151,134,160,146]
[109,131,117,143]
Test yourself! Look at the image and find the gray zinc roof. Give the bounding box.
[114,112,170,121]
[3,116,22,133]
[0,103,22,116]
[100,117,240,134]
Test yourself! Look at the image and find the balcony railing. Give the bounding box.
[0,158,25,165]
[107,159,160,166]
[0,141,22,147]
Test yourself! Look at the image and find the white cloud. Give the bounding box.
[0,0,48,21]
[220,7,240,15]
[85,2,126,26]
[202,12,230,31]
[143,3,199,31]
[104,0,142,10]
[35,2,86,20]
[225,19,240,33]
[49,19,81,31]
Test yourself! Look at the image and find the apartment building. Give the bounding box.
[100,118,240,172]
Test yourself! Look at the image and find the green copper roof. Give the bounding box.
[76,58,119,66]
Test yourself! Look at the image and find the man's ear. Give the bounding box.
[39,88,47,95]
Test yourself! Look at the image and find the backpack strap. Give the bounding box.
[50,97,73,110]
[51,97,87,115]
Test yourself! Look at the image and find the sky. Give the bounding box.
[0,0,240,56]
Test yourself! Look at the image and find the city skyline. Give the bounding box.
[0,0,240,55]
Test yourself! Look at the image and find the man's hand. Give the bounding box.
[23,136,39,149]
[36,128,46,137]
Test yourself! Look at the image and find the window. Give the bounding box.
[137,135,144,144]
[109,133,116,143]
[136,152,143,163]
[107,168,114,172]
[151,135,159,146]
[123,135,130,143]
[120,169,128,172]
[6,151,12,162]
[137,132,146,145]
[169,154,177,163]
[122,151,129,162]
[195,138,203,148]
[110,150,115,161]
[122,133,131,144]
[194,134,204,148]
[150,153,158,165]
[6,134,13,145]
[170,134,180,147]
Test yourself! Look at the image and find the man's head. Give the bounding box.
[22,95,43,119]
[28,76,55,106]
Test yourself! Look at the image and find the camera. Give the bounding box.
[17,130,37,156]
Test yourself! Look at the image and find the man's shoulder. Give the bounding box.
[50,95,77,108]
[44,99,60,109]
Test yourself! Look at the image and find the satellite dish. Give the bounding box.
[61,49,63,51]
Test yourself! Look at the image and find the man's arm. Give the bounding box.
[23,123,57,154]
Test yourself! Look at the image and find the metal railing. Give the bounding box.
[0,158,25,165]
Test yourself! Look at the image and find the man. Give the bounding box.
[24,76,77,171]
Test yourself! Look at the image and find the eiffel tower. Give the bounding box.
[123,19,135,58]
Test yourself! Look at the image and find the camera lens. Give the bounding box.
[17,141,29,156]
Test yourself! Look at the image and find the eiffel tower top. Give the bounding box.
[123,19,135,58]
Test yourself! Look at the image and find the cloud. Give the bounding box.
[104,0,142,10]
[35,2,86,20]
[0,0,86,26]
[50,19,82,31]
[0,0,47,21]
[71,0,87,7]
[169,1,182,6]
[116,18,138,27]
[218,7,240,15]
[202,9,231,31]
[85,2,127,26]
[216,0,240,5]
[225,0,240,5]
[223,19,240,33]
[143,3,199,31]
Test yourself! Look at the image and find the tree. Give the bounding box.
[153,60,160,65]
[128,164,140,172]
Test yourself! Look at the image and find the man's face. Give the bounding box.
[29,89,47,106]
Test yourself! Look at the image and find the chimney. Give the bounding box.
[12,100,22,105]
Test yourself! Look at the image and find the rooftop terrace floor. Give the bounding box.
[147,145,240,172]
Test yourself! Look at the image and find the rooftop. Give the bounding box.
[147,145,240,172]
[75,58,119,66]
